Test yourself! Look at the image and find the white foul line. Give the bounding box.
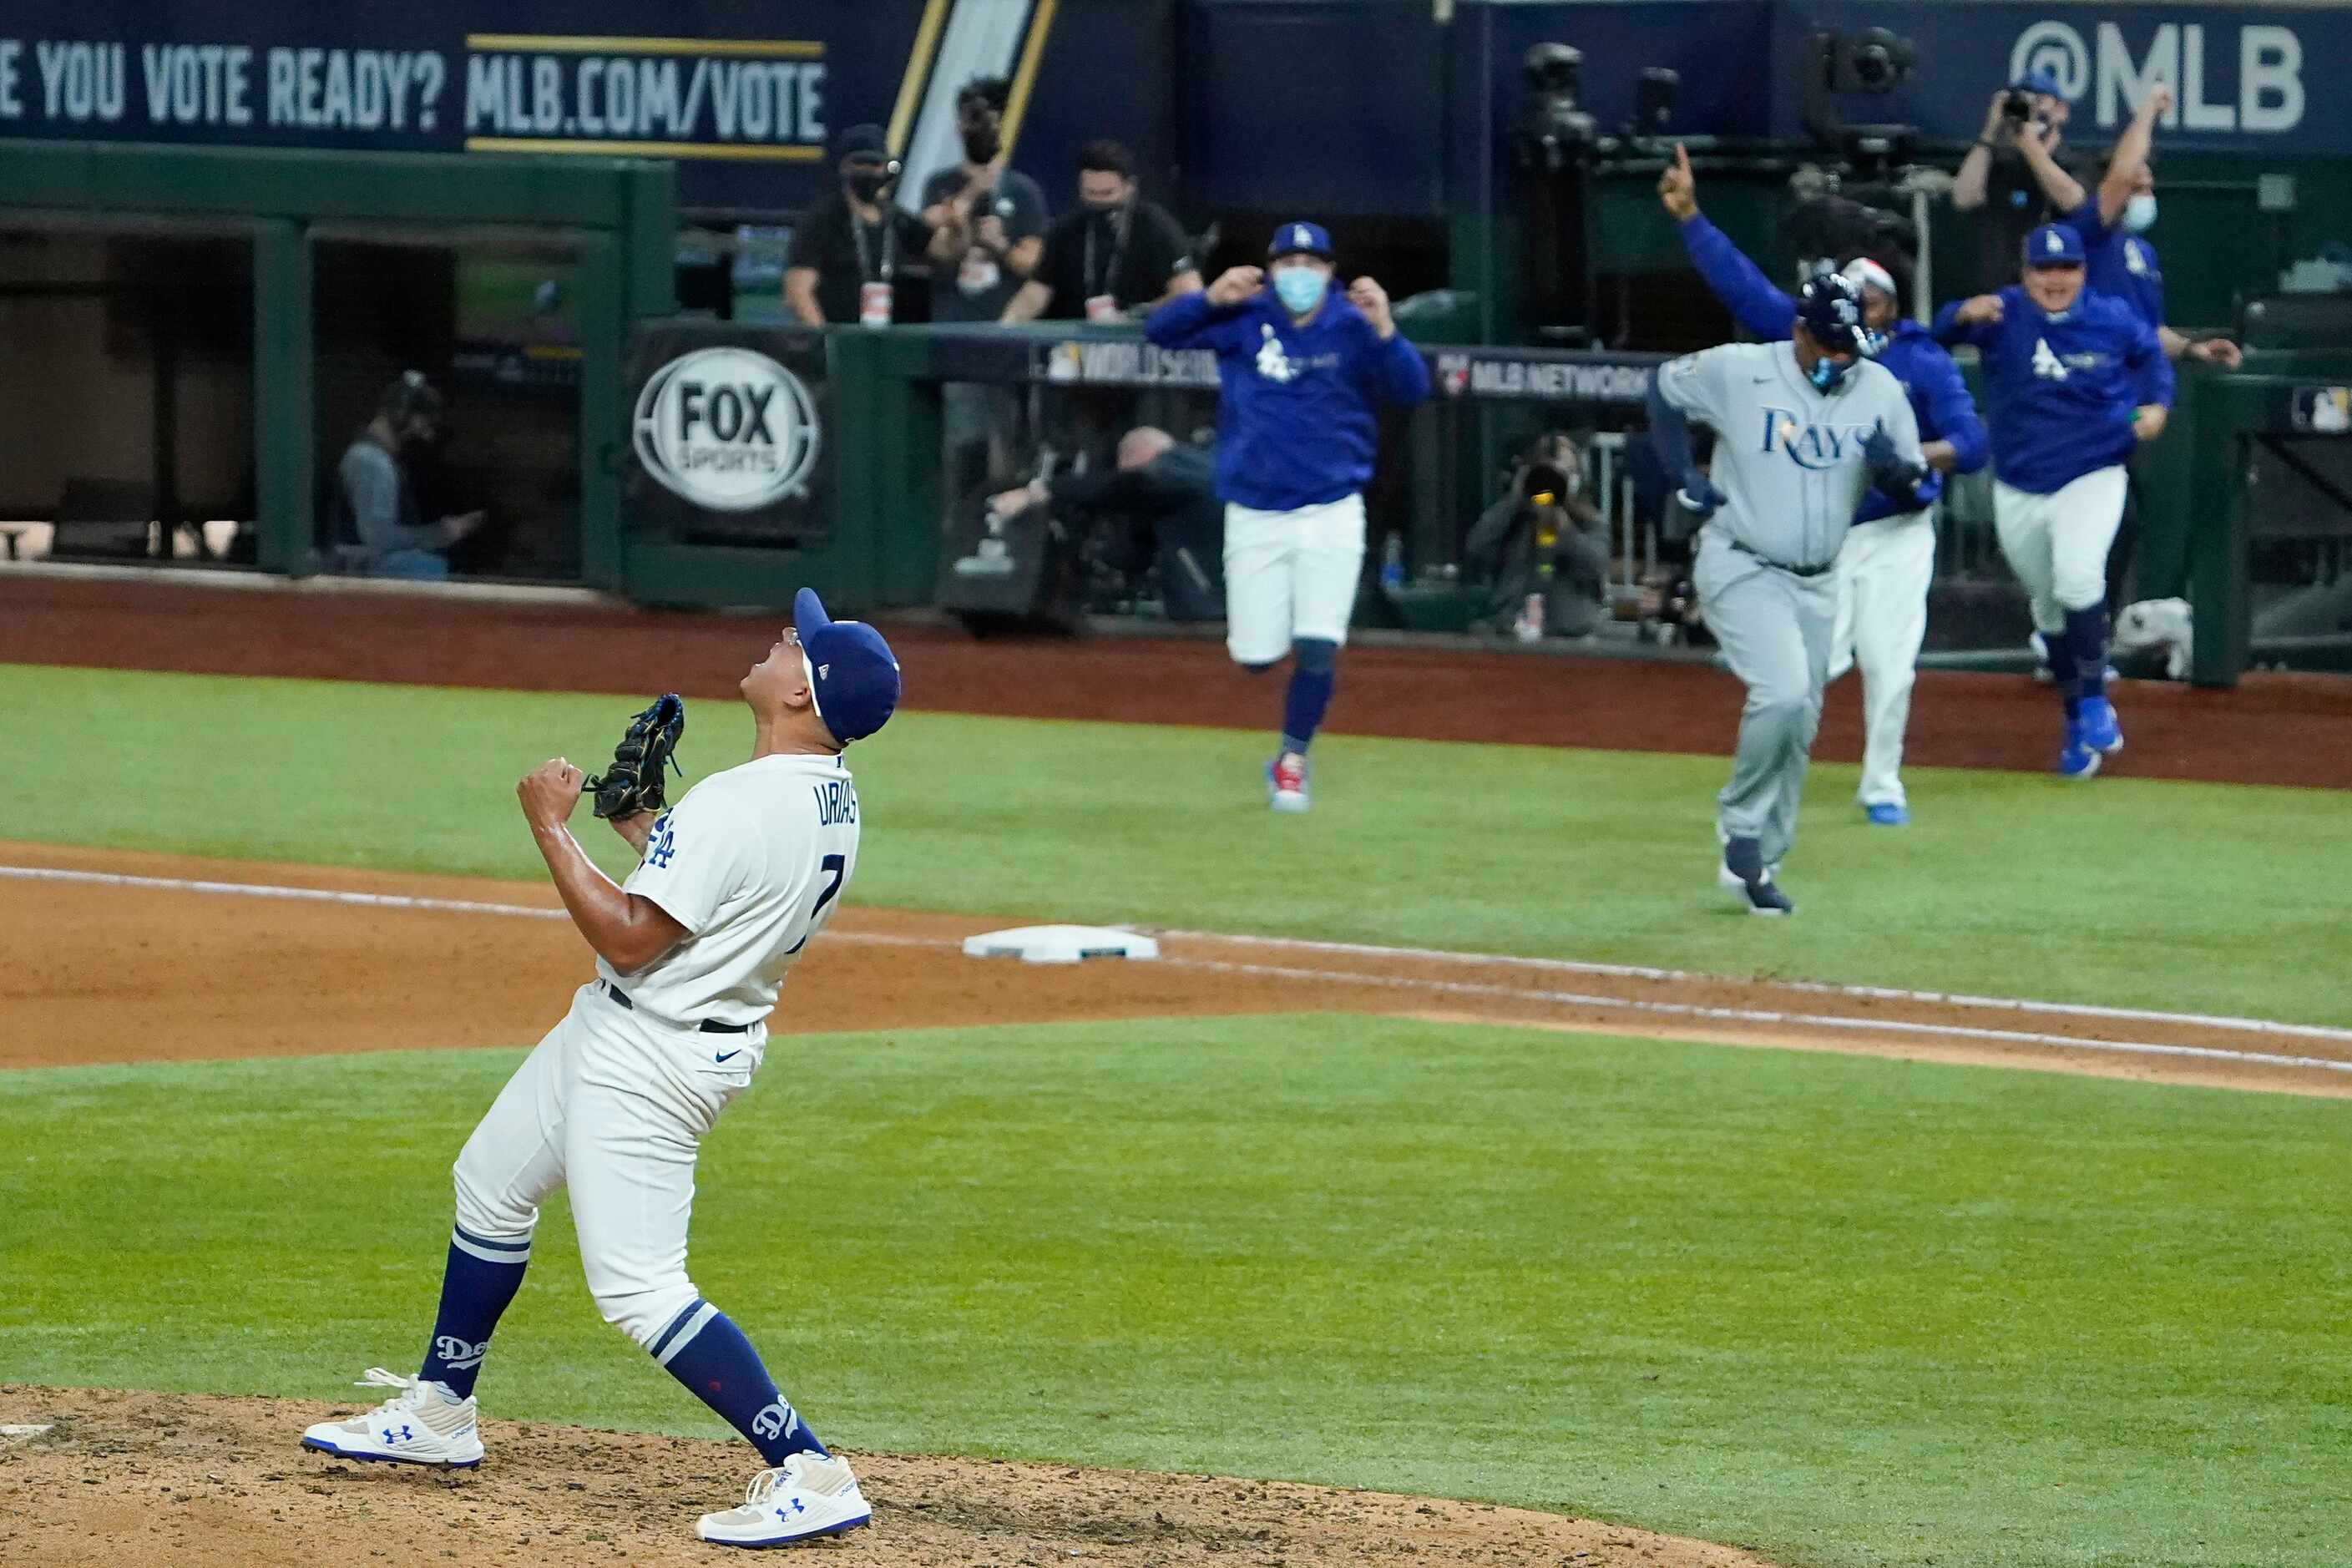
[8,863,2349,1075]
[1154,927,2352,1047]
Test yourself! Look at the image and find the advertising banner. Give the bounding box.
[627,320,829,544]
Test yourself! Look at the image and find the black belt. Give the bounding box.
[600,980,753,1034]
[1727,538,1834,578]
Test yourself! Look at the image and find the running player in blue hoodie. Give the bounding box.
[1660,144,1986,826]
[1935,223,2172,777]
[1146,221,1429,811]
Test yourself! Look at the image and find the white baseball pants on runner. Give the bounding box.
[1827,509,1935,810]
[450,982,765,1353]
[1993,467,2129,633]
[1222,493,1366,665]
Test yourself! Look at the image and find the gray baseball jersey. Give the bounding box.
[1657,341,1923,570]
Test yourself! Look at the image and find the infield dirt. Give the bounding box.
[0,1386,1783,1568]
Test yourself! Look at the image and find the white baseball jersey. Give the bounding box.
[596,751,862,1029]
[1657,341,1922,570]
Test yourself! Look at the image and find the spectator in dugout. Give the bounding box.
[1950,68,2094,297]
[784,124,933,326]
[999,139,1201,322]
[329,372,483,579]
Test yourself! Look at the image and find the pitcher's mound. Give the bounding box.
[1,1385,1776,1566]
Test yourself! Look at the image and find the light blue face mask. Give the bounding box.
[1272,266,1328,316]
[2122,193,2157,233]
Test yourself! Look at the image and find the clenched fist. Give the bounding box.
[1206,266,1264,306]
[1347,276,1393,338]
[518,757,585,832]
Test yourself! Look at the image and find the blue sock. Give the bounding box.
[417,1225,533,1399]
[1280,639,1338,756]
[2041,624,2081,719]
[2064,604,2108,706]
[653,1301,828,1465]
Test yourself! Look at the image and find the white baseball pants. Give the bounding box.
[450,982,765,1354]
[1827,510,1935,810]
[1993,467,2128,634]
[1222,493,1366,665]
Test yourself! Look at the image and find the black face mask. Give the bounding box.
[847,170,893,202]
[961,128,1001,164]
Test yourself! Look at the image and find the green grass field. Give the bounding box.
[11,662,2352,1568]
[16,663,2352,1025]
[6,1020,2347,1568]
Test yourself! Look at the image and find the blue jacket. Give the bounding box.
[2058,196,2164,331]
[1933,285,2172,493]
[1146,287,1430,511]
[1676,214,1986,522]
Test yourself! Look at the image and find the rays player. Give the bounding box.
[1935,225,2172,777]
[1660,143,1987,827]
[1146,220,1429,811]
[299,589,901,1550]
[1647,274,1929,914]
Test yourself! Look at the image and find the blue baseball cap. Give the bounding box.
[794,587,901,745]
[2024,223,2086,267]
[1267,220,1332,261]
[2011,68,2066,99]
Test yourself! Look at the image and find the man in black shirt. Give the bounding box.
[1950,68,2095,297]
[1000,140,1200,323]
[920,76,1051,495]
[783,124,933,326]
[989,427,1224,620]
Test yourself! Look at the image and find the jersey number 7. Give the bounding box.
[785,854,846,955]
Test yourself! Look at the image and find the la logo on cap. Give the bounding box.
[1294,225,1310,247]
[2047,230,2063,252]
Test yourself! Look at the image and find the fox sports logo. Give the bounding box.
[634,346,820,512]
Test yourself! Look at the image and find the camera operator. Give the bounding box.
[1461,432,1611,641]
[988,427,1225,622]
[1951,69,2093,297]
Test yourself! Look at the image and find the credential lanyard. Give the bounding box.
[849,214,898,283]
[1081,201,1132,299]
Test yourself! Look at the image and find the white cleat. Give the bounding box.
[698,1451,873,1548]
[300,1367,483,1469]
[1266,752,1311,813]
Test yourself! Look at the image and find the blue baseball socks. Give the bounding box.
[2062,604,2108,711]
[1279,637,1339,758]
[417,1224,533,1398]
[652,1301,830,1465]
[2041,620,2082,717]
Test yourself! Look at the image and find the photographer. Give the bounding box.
[783,124,933,326]
[1462,432,1611,641]
[1951,69,2092,297]
[988,427,1225,622]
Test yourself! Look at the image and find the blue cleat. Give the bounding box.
[2056,721,2103,779]
[2075,695,2124,755]
[1864,802,1909,827]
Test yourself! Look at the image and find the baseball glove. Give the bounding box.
[583,694,685,819]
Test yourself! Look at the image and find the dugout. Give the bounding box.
[0,139,674,587]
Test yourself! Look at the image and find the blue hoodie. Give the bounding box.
[1932,285,2172,493]
[1675,214,1986,523]
[1146,287,1430,512]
